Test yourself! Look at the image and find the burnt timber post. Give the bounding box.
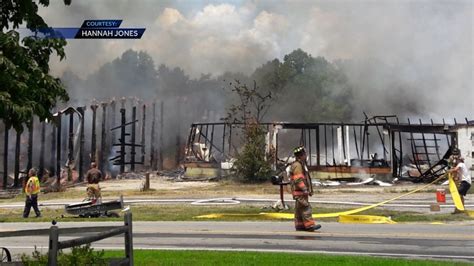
[14,129,21,187]
[141,104,146,168]
[150,102,156,170]
[228,124,232,157]
[39,121,46,179]
[27,118,34,172]
[67,113,74,181]
[100,103,107,175]
[56,113,62,191]
[159,101,164,170]
[316,126,320,166]
[391,130,397,177]
[3,124,10,189]
[109,100,116,168]
[90,104,98,163]
[50,122,56,177]
[120,108,126,173]
[222,124,226,155]
[78,107,85,181]
[131,106,136,172]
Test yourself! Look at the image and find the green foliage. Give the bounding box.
[21,244,106,266]
[223,81,273,182]
[0,0,70,131]
[85,49,159,99]
[252,48,353,122]
[232,123,273,183]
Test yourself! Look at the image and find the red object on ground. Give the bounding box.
[436,189,446,203]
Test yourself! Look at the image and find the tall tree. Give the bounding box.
[252,49,354,122]
[0,0,70,131]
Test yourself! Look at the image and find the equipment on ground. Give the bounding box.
[65,196,123,218]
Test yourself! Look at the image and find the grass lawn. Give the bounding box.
[1,203,472,223]
[103,250,471,266]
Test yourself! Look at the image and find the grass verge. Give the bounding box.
[103,250,472,266]
[1,204,472,223]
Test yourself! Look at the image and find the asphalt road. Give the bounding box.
[1,221,473,262]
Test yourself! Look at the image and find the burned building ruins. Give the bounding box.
[0,97,165,190]
[184,115,474,182]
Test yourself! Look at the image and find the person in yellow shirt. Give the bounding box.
[23,168,41,218]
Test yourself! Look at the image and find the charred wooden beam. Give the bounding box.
[78,107,85,181]
[308,129,312,166]
[396,117,403,176]
[353,126,359,159]
[388,124,454,134]
[186,125,196,159]
[100,103,107,174]
[228,124,232,156]
[316,126,320,166]
[3,124,10,189]
[109,100,116,162]
[141,104,146,168]
[324,125,327,165]
[39,121,45,179]
[359,125,363,160]
[222,124,226,155]
[90,105,98,162]
[209,124,215,158]
[120,108,126,173]
[430,119,441,161]
[366,127,370,159]
[14,129,21,187]
[197,125,202,143]
[110,120,139,131]
[67,113,74,174]
[419,119,432,169]
[27,118,33,172]
[50,121,56,177]
[391,131,397,177]
[185,125,194,158]
[331,125,335,165]
[56,113,62,190]
[131,106,136,172]
[150,102,156,170]
[341,125,346,162]
[158,101,164,170]
[112,143,142,147]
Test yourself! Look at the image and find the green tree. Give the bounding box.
[251,49,354,122]
[223,80,273,182]
[85,49,158,99]
[0,0,70,131]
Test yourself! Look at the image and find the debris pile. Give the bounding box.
[312,177,393,187]
[116,172,146,179]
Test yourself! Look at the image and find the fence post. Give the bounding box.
[48,226,59,266]
[124,212,133,266]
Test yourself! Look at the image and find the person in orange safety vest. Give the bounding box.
[23,168,41,218]
[290,146,321,232]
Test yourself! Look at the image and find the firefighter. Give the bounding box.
[290,146,321,231]
[448,156,471,214]
[85,162,103,203]
[23,168,41,218]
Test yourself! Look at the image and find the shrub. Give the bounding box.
[21,244,106,266]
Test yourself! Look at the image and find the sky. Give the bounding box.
[38,0,473,118]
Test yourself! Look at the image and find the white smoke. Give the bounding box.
[39,0,472,118]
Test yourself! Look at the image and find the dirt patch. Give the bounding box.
[70,175,217,192]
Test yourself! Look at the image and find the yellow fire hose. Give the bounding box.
[196,173,474,222]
